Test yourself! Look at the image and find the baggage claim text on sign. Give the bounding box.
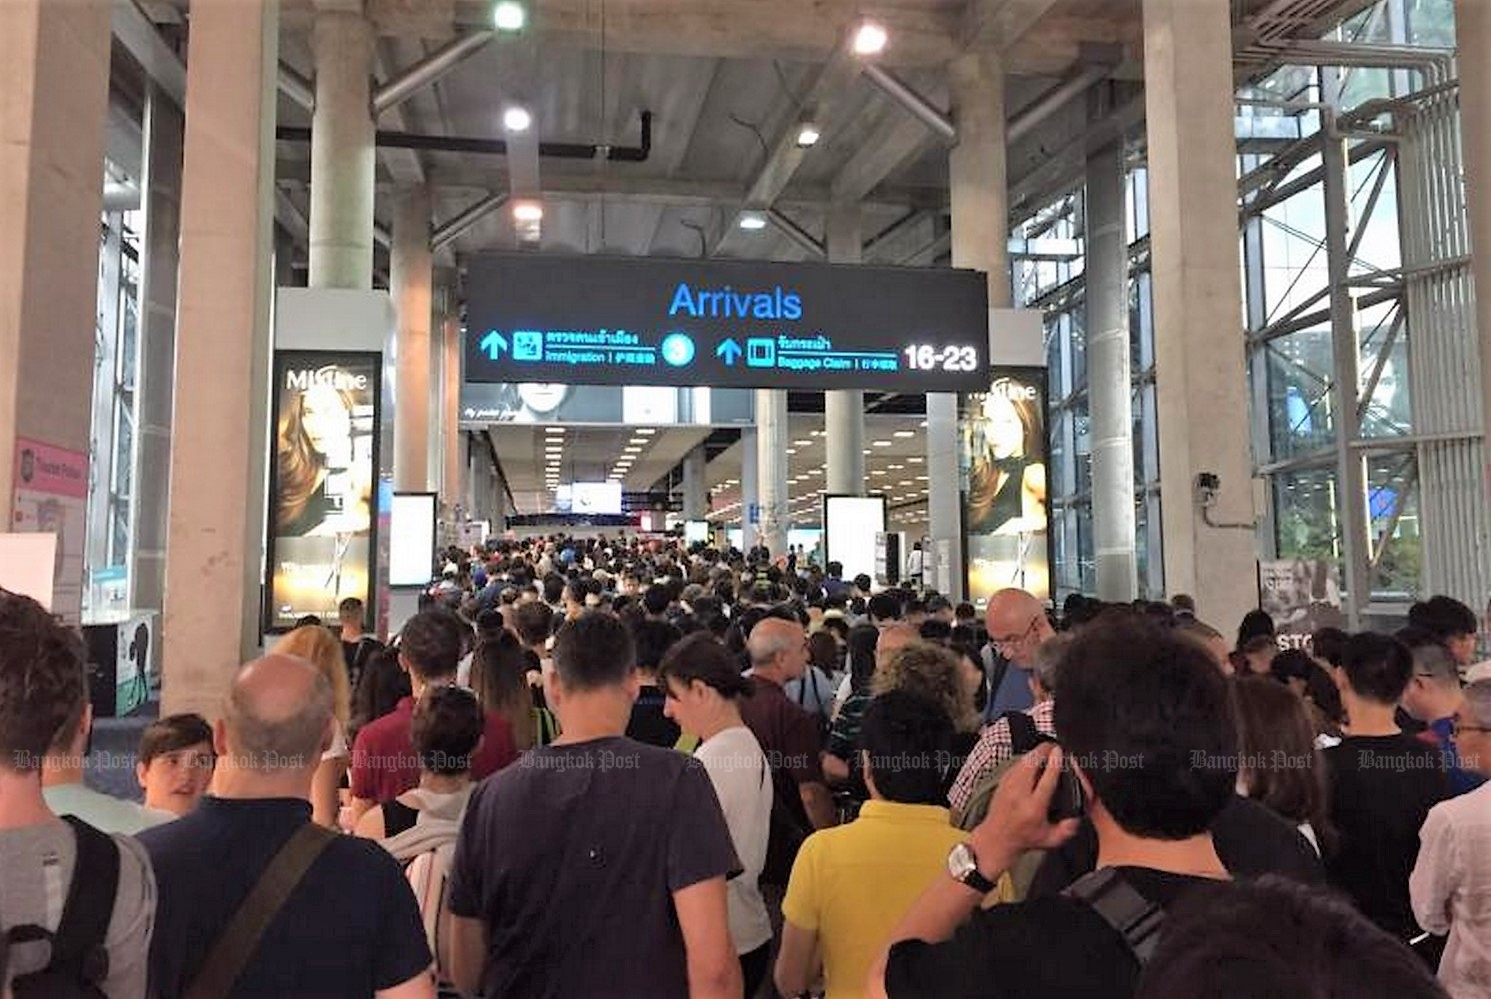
[463,255,991,393]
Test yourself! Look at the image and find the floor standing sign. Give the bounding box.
[10,438,88,625]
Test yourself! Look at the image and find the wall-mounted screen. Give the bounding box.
[684,520,710,544]
[571,481,622,515]
[389,493,437,587]
[464,254,990,393]
[265,351,380,630]
[824,496,886,586]
[961,368,1050,606]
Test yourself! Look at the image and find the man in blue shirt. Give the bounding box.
[1401,638,1487,796]
[982,589,1056,720]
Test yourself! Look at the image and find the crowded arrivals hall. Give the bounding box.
[6,0,1491,997]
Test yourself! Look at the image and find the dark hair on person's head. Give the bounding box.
[1230,677,1332,851]
[850,597,867,617]
[1237,609,1277,648]
[926,596,952,616]
[808,631,839,672]
[853,573,873,593]
[918,619,953,644]
[411,685,485,776]
[474,607,506,642]
[565,578,591,605]
[553,612,635,691]
[632,619,683,672]
[1269,649,1315,684]
[398,610,465,681]
[955,602,976,620]
[1171,594,1197,614]
[1311,626,1348,667]
[642,586,671,617]
[1408,594,1478,643]
[827,561,844,578]
[542,574,565,605]
[658,632,752,700]
[295,614,324,629]
[0,590,88,771]
[349,645,412,739]
[137,713,214,769]
[511,600,554,648]
[469,629,538,749]
[858,691,955,806]
[1341,632,1415,705]
[338,597,365,623]
[868,591,903,623]
[1240,634,1279,659]
[847,624,881,692]
[1134,875,1447,999]
[1054,614,1237,839]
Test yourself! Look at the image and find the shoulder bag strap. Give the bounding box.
[50,816,120,984]
[1062,868,1166,964]
[184,823,338,999]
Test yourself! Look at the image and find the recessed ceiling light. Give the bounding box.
[503,105,533,132]
[852,20,888,56]
[786,448,797,455]
[908,456,923,463]
[738,211,768,231]
[492,0,527,32]
[795,123,821,148]
[795,439,813,446]
[544,426,565,434]
[872,440,892,447]
[624,447,642,453]
[893,430,915,438]
[636,427,657,436]
[512,200,544,223]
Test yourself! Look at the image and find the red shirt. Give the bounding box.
[350,696,518,803]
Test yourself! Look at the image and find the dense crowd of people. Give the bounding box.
[1,532,1489,997]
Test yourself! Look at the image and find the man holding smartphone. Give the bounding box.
[869,613,1238,999]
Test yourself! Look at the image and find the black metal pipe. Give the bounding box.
[275,110,652,163]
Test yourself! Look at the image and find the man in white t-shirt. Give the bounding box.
[660,633,775,996]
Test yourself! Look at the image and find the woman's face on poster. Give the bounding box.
[979,393,1026,459]
[301,384,352,456]
[518,383,569,414]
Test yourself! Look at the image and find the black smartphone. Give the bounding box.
[1040,747,1086,823]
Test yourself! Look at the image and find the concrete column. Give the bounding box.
[825,204,866,495]
[442,315,463,517]
[0,1,112,580]
[1455,0,1491,526]
[1085,134,1137,602]
[162,0,278,716]
[681,445,708,521]
[740,428,759,552]
[308,6,375,289]
[756,390,789,556]
[1143,0,1257,634]
[939,51,1009,600]
[130,85,185,613]
[392,185,432,491]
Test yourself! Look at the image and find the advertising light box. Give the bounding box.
[389,493,437,587]
[464,254,990,393]
[264,351,381,630]
[824,496,886,586]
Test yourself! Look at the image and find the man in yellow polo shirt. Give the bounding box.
[775,691,1011,998]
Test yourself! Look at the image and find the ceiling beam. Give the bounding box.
[831,104,939,205]
[113,0,186,107]
[643,59,725,256]
[712,40,864,256]
[374,31,493,118]
[371,42,426,185]
[963,0,1066,50]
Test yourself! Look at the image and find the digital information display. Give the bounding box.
[824,495,887,587]
[464,254,990,393]
[960,367,1051,606]
[389,493,437,587]
[265,350,381,631]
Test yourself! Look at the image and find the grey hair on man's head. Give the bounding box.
[223,655,333,772]
[1032,632,1071,696]
[1411,640,1460,687]
[1466,680,1491,728]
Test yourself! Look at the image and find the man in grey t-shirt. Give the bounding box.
[0,591,155,996]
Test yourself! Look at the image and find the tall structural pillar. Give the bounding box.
[1142,0,1257,634]
[1455,0,1491,514]
[1084,130,1138,601]
[0,0,112,582]
[682,446,708,521]
[941,51,1009,600]
[740,428,759,552]
[309,4,375,289]
[756,391,790,556]
[442,314,463,517]
[131,85,186,612]
[392,185,433,491]
[162,0,278,714]
[825,205,866,495]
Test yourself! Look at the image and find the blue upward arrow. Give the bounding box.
[716,339,743,366]
[480,330,508,359]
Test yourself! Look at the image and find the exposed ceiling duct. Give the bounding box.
[274,110,653,163]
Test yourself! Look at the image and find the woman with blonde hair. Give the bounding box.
[874,641,981,800]
[270,624,353,827]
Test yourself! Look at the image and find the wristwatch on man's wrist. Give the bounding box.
[947,842,996,894]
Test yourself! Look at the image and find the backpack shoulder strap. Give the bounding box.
[184,822,337,999]
[1002,710,1044,755]
[1062,868,1166,964]
[51,816,120,986]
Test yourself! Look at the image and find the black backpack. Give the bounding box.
[1063,867,1165,965]
[7,815,120,998]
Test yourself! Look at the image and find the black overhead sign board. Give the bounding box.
[463,254,990,392]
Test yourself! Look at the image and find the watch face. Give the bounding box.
[948,842,976,880]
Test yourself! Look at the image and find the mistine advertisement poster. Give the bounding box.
[265,351,381,631]
[961,368,1051,605]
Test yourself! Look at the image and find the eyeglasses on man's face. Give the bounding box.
[991,616,1040,652]
[1451,718,1491,737]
